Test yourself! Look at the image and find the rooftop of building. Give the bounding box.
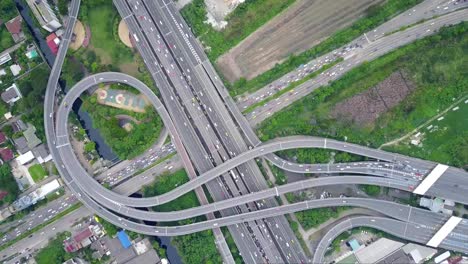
[5,16,22,35]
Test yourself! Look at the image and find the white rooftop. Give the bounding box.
[16,151,35,165]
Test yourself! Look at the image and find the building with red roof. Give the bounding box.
[0,132,6,145]
[0,191,8,200]
[46,33,60,55]
[0,148,14,162]
[5,16,25,43]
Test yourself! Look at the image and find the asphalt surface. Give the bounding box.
[41,0,468,262]
[313,214,468,264]
[115,0,306,262]
[237,0,468,110]
[246,9,468,126]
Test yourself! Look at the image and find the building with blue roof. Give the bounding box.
[117,230,132,249]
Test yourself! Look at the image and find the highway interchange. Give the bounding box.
[34,0,468,263]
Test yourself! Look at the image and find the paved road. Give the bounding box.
[0,206,92,264]
[237,0,468,110]
[246,9,468,125]
[0,193,77,247]
[312,215,468,264]
[116,0,304,262]
[97,143,176,187]
[42,0,468,262]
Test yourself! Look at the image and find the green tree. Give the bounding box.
[57,0,69,16]
[0,164,19,206]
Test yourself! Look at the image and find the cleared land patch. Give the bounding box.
[217,0,382,82]
[69,20,85,51]
[331,71,415,125]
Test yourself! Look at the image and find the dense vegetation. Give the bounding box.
[143,170,223,264]
[81,89,163,160]
[181,0,296,61]
[359,185,381,197]
[0,0,17,22]
[295,207,348,230]
[14,64,51,140]
[257,22,468,165]
[221,0,424,96]
[35,232,74,264]
[0,26,14,52]
[268,162,287,185]
[0,164,19,206]
[277,149,364,165]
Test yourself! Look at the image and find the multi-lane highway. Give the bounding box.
[114,0,307,262]
[41,0,468,262]
[47,71,468,256]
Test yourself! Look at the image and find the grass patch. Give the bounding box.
[385,99,468,168]
[0,26,14,51]
[181,0,296,62]
[81,2,133,66]
[359,185,381,197]
[257,22,468,160]
[28,164,47,183]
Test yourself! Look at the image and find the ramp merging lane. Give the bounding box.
[44,0,468,260]
[49,72,468,254]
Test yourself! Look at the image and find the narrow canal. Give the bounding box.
[15,0,118,161]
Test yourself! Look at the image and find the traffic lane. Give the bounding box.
[0,206,92,264]
[312,216,429,264]
[112,155,183,195]
[58,128,468,208]
[0,193,77,246]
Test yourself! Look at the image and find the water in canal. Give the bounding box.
[15,0,118,161]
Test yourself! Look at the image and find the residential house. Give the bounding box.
[16,151,35,165]
[26,0,62,32]
[0,132,7,145]
[13,136,29,154]
[23,124,41,149]
[1,83,22,104]
[5,16,25,43]
[32,144,51,164]
[11,119,27,133]
[9,64,21,76]
[0,148,14,162]
[0,53,12,66]
[46,33,60,55]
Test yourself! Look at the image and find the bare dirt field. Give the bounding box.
[118,20,133,48]
[330,71,416,125]
[217,0,382,82]
[70,20,85,50]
